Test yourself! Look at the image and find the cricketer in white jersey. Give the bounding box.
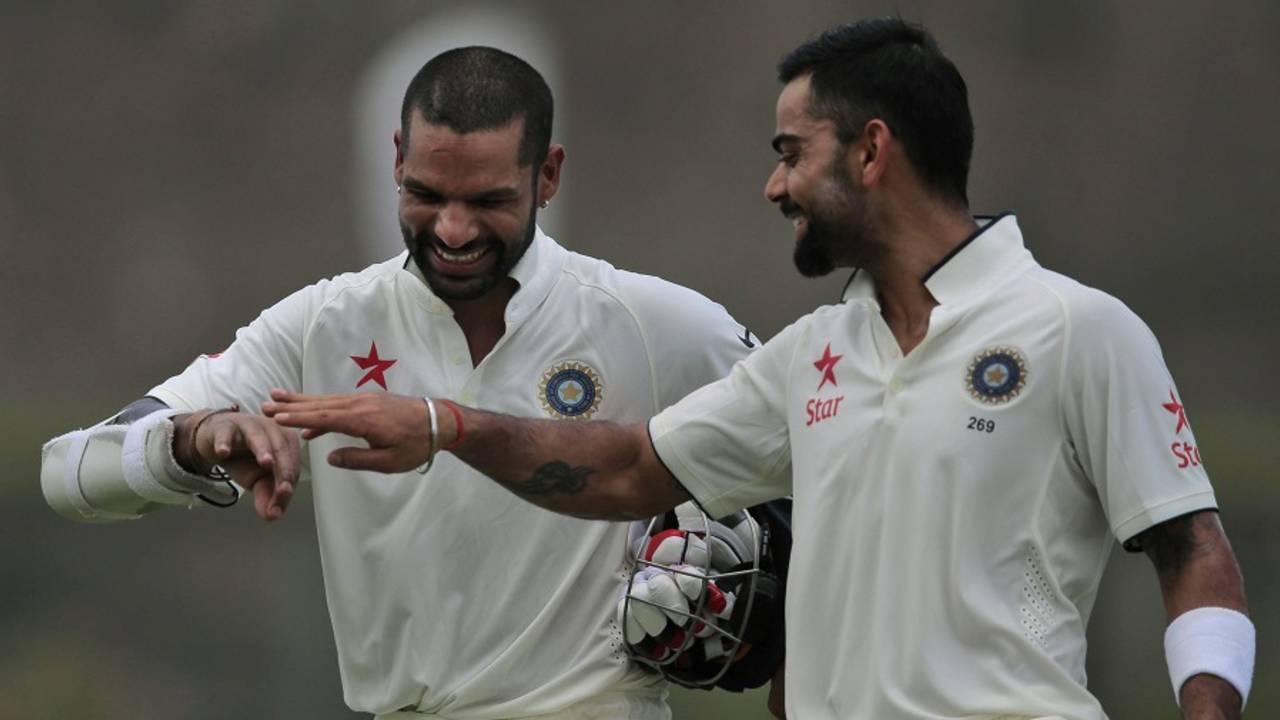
[43,233,758,718]
[153,231,755,717]
[263,19,1253,720]
[650,213,1214,718]
[40,47,778,719]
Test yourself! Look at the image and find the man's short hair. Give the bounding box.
[401,46,553,169]
[778,18,974,207]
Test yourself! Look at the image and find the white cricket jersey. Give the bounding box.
[149,229,755,717]
[649,214,1217,720]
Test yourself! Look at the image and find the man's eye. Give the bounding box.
[779,153,798,167]
[410,189,443,204]
[476,194,514,208]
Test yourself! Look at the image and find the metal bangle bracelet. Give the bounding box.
[417,397,439,474]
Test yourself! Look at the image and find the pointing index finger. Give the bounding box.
[273,408,366,438]
[264,390,356,417]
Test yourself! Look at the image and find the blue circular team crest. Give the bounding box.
[539,361,604,419]
[966,346,1028,405]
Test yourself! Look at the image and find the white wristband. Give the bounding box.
[1164,606,1255,708]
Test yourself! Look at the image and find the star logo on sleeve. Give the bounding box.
[813,343,843,392]
[1162,389,1190,434]
[351,341,397,390]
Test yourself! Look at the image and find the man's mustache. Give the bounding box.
[408,230,501,257]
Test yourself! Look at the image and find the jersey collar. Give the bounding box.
[923,213,1030,307]
[503,225,566,326]
[841,213,1031,307]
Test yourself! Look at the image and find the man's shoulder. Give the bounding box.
[1023,267,1141,322]
[294,253,408,307]
[330,253,407,290]
[1018,267,1157,348]
[557,249,738,326]
[550,249,759,370]
[759,302,848,352]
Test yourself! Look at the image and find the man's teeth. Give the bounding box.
[434,246,486,263]
[791,217,804,228]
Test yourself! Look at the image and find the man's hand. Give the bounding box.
[262,390,431,474]
[173,411,301,522]
[267,388,685,523]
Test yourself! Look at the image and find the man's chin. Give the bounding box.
[405,248,492,301]
[793,243,835,278]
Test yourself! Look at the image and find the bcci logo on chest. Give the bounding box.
[539,361,604,420]
[965,346,1028,405]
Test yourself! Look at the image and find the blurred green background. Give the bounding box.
[3,1,1276,717]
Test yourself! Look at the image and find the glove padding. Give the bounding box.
[617,563,736,664]
[620,504,787,691]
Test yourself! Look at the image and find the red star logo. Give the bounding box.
[1162,389,1190,435]
[350,341,397,390]
[813,343,843,392]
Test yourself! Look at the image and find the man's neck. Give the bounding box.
[863,202,979,356]
[447,278,519,366]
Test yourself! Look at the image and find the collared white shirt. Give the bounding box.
[650,215,1215,720]
[150,229,754,717]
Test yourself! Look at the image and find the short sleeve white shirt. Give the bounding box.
[149,229,754,717]
[650,215,1216,720]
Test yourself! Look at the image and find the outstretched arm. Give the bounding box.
[1134,510,1251,719]
[444,405,690,520]
[42,396,300,523]
[264,390,690,521]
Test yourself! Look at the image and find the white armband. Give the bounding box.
[1164,606,1255,707]
[41,409,237,522]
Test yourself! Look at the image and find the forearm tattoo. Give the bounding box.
[517,460,596,496]
[1139,511,1214,578]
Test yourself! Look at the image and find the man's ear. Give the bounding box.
[850,118,891,188]
[393,128,405,187]
[537,144,566,205]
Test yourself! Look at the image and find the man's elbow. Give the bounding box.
[597,463,687,522]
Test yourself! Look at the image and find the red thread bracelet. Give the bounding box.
[438,399,466,451]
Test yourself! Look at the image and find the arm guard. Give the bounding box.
[41,401,238,522]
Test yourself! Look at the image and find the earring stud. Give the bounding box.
[539,200,549,209]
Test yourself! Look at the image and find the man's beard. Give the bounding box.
[792,207,843,277]
[402,207,538,301]
[790,158,865,278]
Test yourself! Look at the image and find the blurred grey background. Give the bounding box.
[3,1,1277,718]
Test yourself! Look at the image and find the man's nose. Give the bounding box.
[434,202,480,248]
[764,164,786,203]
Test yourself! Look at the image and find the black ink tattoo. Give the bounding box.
[518,461,596,496]
[1136,511,1214,578]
